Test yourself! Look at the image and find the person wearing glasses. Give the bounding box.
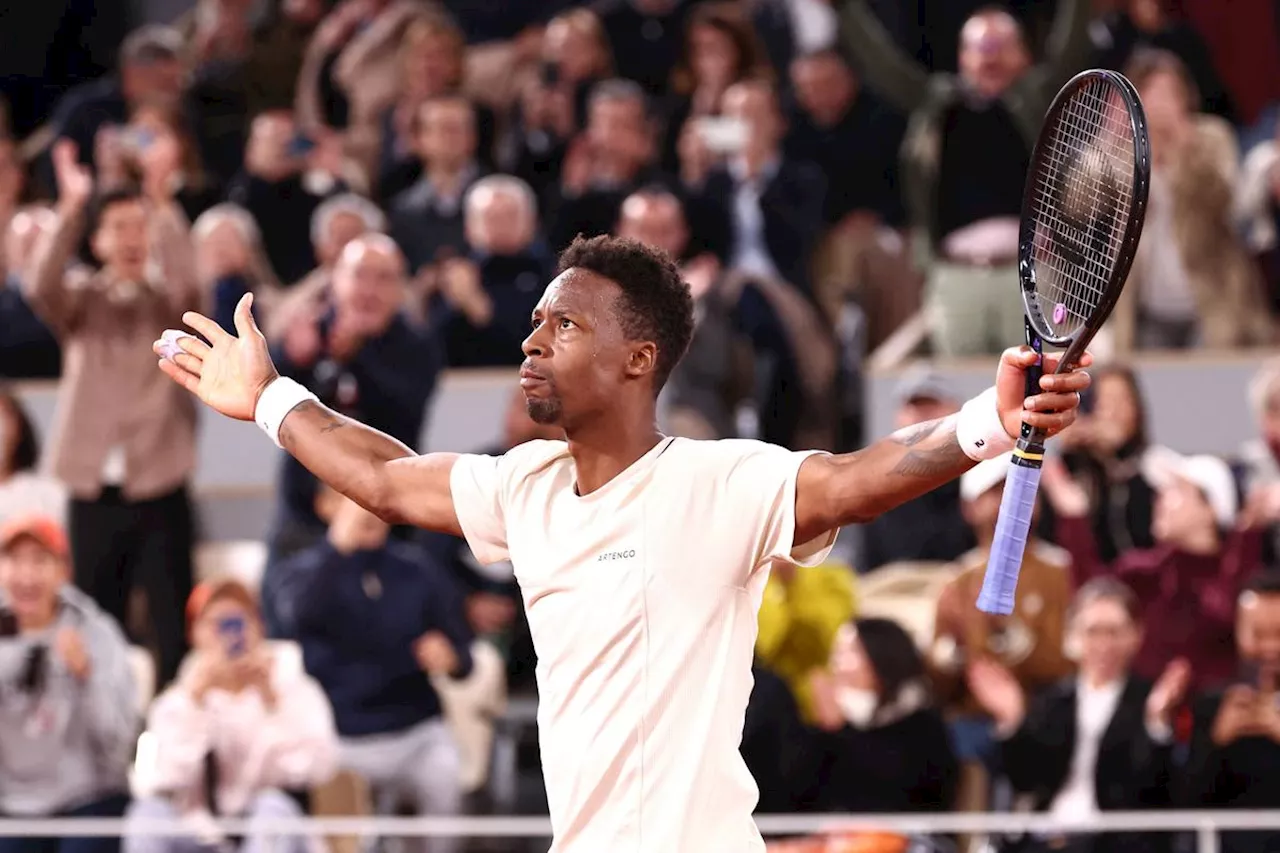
[0,513,138,853]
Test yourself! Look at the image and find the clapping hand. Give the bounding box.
[51,141,93,213]
[1145,657,1191,730]
[967,658,1026,731]
[154,293,279,421]
[415,631,459,677]
[53,627,91,681]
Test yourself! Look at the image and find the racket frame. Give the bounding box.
[1012,68,1151,465]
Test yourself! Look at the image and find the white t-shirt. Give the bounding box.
[450,436,837,853]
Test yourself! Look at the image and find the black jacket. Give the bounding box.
[1001,677,1173,853]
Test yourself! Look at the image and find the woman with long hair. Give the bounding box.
[799,617,957,813]
[1046,364,1160,562]
[663,2,772,174]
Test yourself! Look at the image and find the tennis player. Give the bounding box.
[154,235,1090,852]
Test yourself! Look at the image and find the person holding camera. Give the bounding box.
[0,514,138,853]
[127,577,337,853]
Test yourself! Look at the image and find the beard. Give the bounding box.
[526,396,563,425]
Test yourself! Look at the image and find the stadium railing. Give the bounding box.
[4,810,1280,853]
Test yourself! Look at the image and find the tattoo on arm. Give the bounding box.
[887,416,969,479]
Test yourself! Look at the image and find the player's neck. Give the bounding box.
[564,413,664,497]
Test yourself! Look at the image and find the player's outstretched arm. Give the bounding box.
[154,293,463,536]
[792,348,1093,545]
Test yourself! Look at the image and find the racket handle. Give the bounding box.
[976,456,1042,615]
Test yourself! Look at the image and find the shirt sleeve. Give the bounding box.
[449,453,510,564]
[726,443,838,572]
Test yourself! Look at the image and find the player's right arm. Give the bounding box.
[154,293,464,536]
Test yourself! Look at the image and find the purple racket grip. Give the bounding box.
[976,462,1042,615]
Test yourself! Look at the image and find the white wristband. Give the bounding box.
[955,386,1015,462]
[254,377,318,448]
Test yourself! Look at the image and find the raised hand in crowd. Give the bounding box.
[1239,481,1280,529]
[1145,657,1191,731]
[677,119,715,188]
[281,305,325,368]
[966,657,1026,732]
[1211,668,1280,746]
[438,256,493,327]
[1039,455,1091,517]
[51,140,94,215]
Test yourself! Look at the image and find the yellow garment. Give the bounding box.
[756,561,857,723]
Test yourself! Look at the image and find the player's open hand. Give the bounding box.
[994,347,1093,441]
[154,293,278,421]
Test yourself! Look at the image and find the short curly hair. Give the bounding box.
[557,234,694,391]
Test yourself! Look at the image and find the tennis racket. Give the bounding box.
[975,69,1150,615]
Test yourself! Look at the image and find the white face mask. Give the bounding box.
[834,687,878,728]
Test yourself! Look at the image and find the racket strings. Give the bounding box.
[1029,76,1136,338]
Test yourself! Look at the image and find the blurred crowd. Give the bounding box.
[3,0,1280,852]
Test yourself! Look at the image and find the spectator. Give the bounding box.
[802,618,957,812]
[857,370,974,572]
[1239,357,1280,562]
[1236,118,1280,313]
[0,514,137,853]
[0,389,67,527]
[1047,364,1159,563]
[27,142,199,688]
[616,187,746,439]
[93,102,222,225]
[179,0,328,180]
[41,25,192,193]
[0,203,61,379]
[1091,0,1235,120]
[968,578,1183,853]
[227,110,347,283]
[661,2,771,174]
[931,453,1074,781]
[785,49,905,231]
[374,13,498,201]
[192,203,283,334]
[1185,572,1280,853]
[839,0,1092,355]
[1109,49,1271,352]
[265,234,441,569]
[428,175,553,367]
[127,577,338,853]
[547,78,671,251]
[504,8,614,199]
[593,0,692,96]
[387,96,487,276]
[296,0,430,135]
[1042,449,1261,690]
[265,193,388,343]
[786,49,914,343]
[741,664,805,814]
[271,489,474,853]
[683,78,824,296]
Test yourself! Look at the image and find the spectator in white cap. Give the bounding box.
[930,453,1074,799]
[854,367,974,572]
[1042,449,1267,691]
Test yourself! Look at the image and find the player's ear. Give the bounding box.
[626,341,658,380]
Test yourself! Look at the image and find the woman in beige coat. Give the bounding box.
[1107,49,1271,352]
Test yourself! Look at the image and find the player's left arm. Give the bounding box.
[793,348,1093,545]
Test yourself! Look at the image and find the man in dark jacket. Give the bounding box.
[265,234,441,580]
[269,488,473,853]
